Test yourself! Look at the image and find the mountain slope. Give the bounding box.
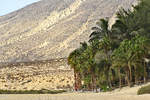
[0,0,137,63]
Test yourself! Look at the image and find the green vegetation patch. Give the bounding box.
[0,89,66,94]
[68,0,150,91]
[137,85,150,95]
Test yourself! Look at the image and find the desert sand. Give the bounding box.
[0,83,150,100]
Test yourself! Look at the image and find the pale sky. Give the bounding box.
[0,0,40,16]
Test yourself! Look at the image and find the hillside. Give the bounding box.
[0,0,137,63]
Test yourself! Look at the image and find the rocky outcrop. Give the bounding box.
[0,58,74,90]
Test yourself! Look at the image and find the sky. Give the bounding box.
[0,0,40,16]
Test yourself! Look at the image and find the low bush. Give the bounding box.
[0,89,66,94]
[137,85,150,95]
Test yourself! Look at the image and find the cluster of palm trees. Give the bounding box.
[68,0,150,91]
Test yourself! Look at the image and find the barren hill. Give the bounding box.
[0,0,137,63]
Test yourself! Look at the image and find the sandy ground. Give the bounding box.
[0,84,150,100]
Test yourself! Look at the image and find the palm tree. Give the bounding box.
[89,18,111,42]
[81,45,97,91]
[68,42,89,91]
[112,39,134,87]
[112,0,150,40]
[112,34,150,86]
[67,0,150,91]
[132,35,150,83]
[68,49,81,91]
[112,50,124,88]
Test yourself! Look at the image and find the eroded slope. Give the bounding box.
[0,0,137,63]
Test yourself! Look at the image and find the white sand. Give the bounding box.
[0,83,150,100]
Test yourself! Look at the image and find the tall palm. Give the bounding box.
[132,35,150,83]
[112,0,150,40]
[112,39,134,87]
[68,42,89,91]
[68,48,81,91]
[89,18,111,42]
[81,45,97,90]
[112,50,124,88]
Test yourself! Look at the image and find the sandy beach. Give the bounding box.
[0,83,150,100]
[0,93,150,100]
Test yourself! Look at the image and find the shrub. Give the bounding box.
[0,89,66,94]
[137,85,150,95]
[101,85,112,92]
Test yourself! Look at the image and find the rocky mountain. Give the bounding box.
[0,0,137,63]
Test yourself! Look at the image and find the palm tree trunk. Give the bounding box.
[91,73,96,91]
[125,67,131,87]
[134,66,138,85]
[128,62,132,86]
[93,74,97,91]
[77,72,82,90]
[79,73,82,90]
[74,70,78,91]
[144,62,147,83]
[118,67,122,88]
[108,73,112,89]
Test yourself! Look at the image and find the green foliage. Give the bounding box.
[100,84,112,92]
[68,0,150,91]
[137,85,150,95]
[89,18,111,42]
